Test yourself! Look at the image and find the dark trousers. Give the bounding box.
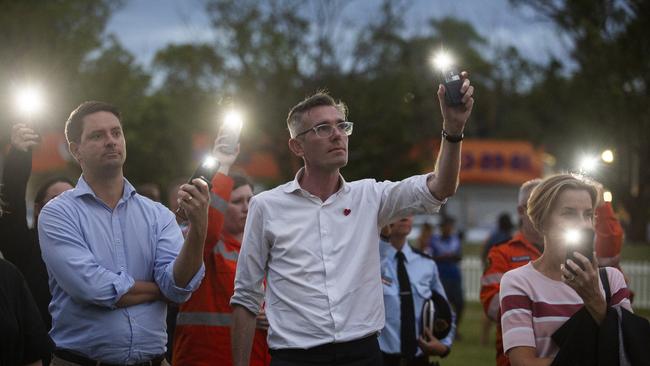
[381,353,438,366]
[269,334,382,366]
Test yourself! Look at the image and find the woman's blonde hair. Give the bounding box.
[527,174,599,233]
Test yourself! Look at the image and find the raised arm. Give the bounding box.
[173,178,210,288]
[0,124,38,262]
[427,72,474,200]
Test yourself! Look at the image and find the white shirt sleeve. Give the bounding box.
[376,174,446,228]
[230,195,268,314]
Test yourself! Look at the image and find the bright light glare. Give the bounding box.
[579,155,599,173]
[202,156,217,169]
[432,51,454,71]
[564,229,581,245]
[223,110,243,132]
[603,191,613,202]
[601,149,614,164]
[14,85,45,116]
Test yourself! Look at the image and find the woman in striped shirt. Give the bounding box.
[499,174,632,366]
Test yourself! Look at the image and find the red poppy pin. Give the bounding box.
[343,208,351,216]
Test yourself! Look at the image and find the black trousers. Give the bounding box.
[269,334,383,366]
[381,353,437,366]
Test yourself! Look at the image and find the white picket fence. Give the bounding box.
[461,256,650,309]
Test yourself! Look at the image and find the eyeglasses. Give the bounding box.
[295,121,354,138]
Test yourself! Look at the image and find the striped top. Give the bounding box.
[500,262,632,359]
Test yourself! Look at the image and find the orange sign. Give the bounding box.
[426,139,543,185]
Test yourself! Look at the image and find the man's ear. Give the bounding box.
[288,138,305,158]
[69,142,81,163]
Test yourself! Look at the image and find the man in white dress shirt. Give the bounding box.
[231,75,474,366]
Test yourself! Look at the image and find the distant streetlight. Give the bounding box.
[601,149,614,164]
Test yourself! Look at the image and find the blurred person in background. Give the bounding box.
[38,101,210,366]
[173,131,270,365]
[500,174,632,366]
[480,179,543,364]
[482,213,514,268]
[0,192,54,365]
[379,216,455,366]
[429,216,464,339]
[138,182,162,202]
[0,123,74,332]
[416,222,434,255]
[479,212,514,345]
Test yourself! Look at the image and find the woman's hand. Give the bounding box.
[561,251,607,323]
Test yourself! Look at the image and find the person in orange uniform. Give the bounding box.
[480,179,543,366]
[593,186,624,269]
[172,134,270,366]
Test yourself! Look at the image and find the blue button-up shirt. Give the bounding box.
[378,240,455,356]
[38,176,204,364]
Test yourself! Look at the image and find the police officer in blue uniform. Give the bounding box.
[379,216,455,366]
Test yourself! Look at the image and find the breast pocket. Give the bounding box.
[382,279,400,321]
[415,282,432,301]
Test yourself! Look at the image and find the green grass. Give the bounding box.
[431,302,650,366]
[621,242,650,262]
[440,302,496,366]
[461,241,650,262]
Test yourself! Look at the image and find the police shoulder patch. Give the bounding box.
[412,248,434,261]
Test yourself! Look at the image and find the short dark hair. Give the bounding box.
[35,176,75,207]
[65,101,121,144]
[230,172,253,191]
[287,92,347,138]
[497,213,514,232]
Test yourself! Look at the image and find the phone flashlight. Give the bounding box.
[564,227,595,275]
[188,155,219,190]
[219,110,243,154]
[432,51,464,106]
[14,85,45,119]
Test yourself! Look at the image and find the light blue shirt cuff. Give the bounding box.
[162,262,205,303]
[109,271,136,309]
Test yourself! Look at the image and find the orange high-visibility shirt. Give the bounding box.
[480,232,542,366]
[595,202,624,267]
[173,173,270,366]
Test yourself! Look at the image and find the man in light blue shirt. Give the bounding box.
[38,101,209,365]
[379,216,455,366]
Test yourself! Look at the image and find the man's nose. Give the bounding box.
[330,125,345,140]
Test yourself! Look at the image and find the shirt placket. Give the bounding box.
[320,195,343,340]
[112,201,135,361]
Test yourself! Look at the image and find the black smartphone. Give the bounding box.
[565,227,595,275]
[188,157,219,191]
[441,69,464,106]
